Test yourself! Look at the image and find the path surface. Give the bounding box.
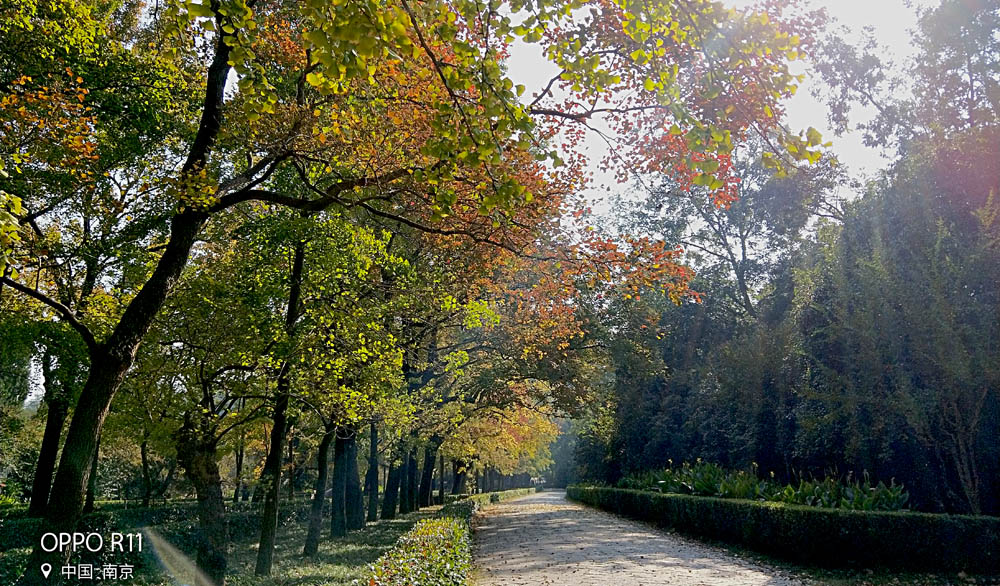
[473,490,803,586]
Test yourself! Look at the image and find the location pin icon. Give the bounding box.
[40,563,52,578]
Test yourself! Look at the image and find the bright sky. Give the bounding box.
[508,0,938,204]
[738,0,936,176]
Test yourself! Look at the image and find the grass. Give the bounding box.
[0,505,436,586]
[223,510,436,586]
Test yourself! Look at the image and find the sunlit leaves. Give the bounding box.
[0,185,21,277]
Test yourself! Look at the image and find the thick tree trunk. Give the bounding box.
[381,459,399,520]
[438,453,445,505]
[364,422,379,522]
[82,432,100,514]
[303,425,334,556]
[329,432,348,537]
[418,442,438,508]
[176,419,228,586]
[451,460,467,495]
[406,447,419,511]
[345,435,365,530]
[27,356,68,516]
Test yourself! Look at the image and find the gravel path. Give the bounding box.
[473,490,804,586]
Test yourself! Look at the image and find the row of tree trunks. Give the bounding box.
[473,468,534,493]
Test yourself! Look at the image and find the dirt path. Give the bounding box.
[473,490,803,586]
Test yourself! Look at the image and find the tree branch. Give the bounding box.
[0,277,99,353]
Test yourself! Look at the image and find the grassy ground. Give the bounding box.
[223,510,435,586]
[0,507,436,586]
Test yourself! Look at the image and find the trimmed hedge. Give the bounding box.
[567,486,1000,572]
[362,518,472,586]
[358,487,538,586]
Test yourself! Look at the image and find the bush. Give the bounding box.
[361,518,471,586]
[358,487,538,586]
[619,461,909,511]
[567,486,1000,572]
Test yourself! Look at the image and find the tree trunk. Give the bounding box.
[381,459,399,520]
[232,438,244,504]
[82,432,100,514]
[418,442,438,507]
[286,429,295,502]
[330,432,348,538]
[176,418,228,586]
[27,355,68,517]
[253,391,289,576]
[255,240,304,576]
[140,438,153,507]
[303,425,333,556]
[451,460,467,495]
[438,453,445,505]
[154,460,176,502]
[364,421,379,522]
[406,447,419,511]
[346,435,365,530]
[397,451,411,515]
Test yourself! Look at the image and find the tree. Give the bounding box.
[1,2,822,581]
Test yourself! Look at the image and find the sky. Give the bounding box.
[508,0,938,203]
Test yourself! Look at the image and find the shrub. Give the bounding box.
[568,486,1000,572]
[358,487,538,586]
[619,461,909,511]
[362,518,471,586]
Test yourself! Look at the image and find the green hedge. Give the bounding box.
[567,486,1000,572]
[358,487,538,586]
[361,518,471,586]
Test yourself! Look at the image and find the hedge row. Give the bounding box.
[358,487,538,586]
[361,518,472,586]
[567,486,1000,572]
